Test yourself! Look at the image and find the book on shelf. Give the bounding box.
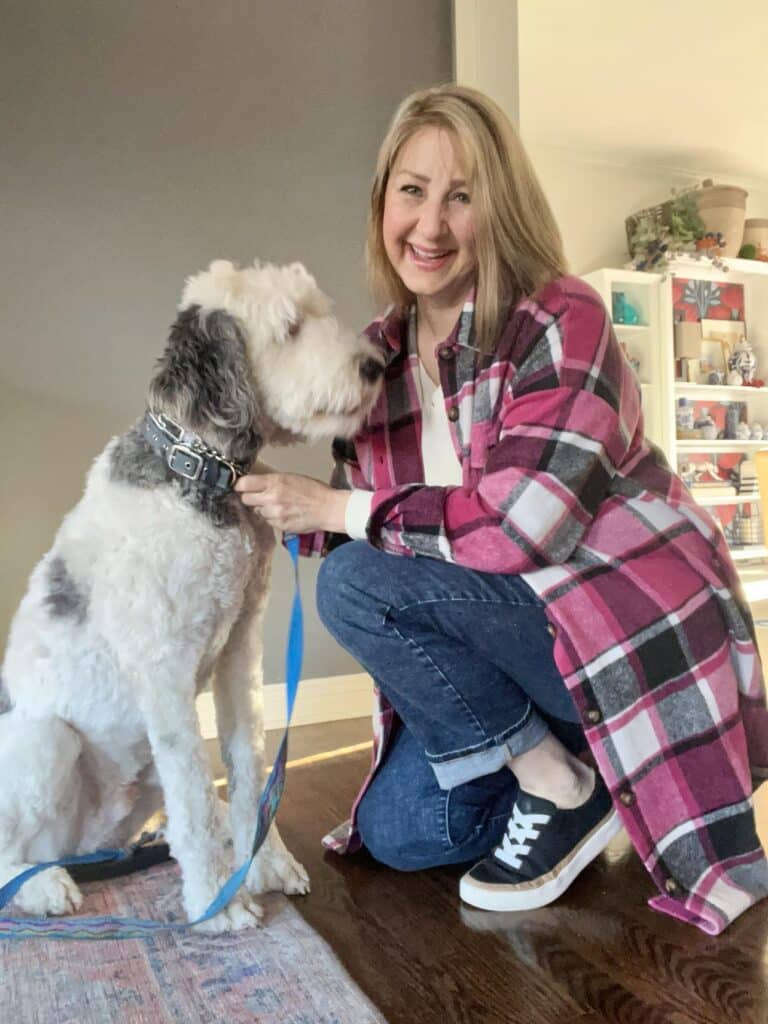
[690,483,738,498]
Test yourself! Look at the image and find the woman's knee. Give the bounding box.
[356,788,421,871]
[316,541,385,633]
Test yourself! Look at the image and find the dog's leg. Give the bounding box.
[212,543,310,899]
[0,713,84,916]
[0,862,83,916]
[134,665,263,931]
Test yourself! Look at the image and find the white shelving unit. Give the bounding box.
[583,256,768,608]
[580,267,668,450]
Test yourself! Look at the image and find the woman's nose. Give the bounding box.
[418,200,448,240]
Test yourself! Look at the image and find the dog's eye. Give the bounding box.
[287,318,303,338]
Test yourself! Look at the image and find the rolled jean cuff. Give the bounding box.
[429,709,549,791]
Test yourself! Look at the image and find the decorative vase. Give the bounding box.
[696,180,748,257]
[676,398,694,434]
[742,219,768,254]
[728,338,757,384]
[725,403,740,440]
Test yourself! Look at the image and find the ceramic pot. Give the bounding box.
[728,339,757,384]
[743,218,768,252]
[697,180,748,257]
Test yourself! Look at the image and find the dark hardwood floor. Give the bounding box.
[268,724,768,1024]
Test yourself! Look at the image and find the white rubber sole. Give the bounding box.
[459,809,623,912]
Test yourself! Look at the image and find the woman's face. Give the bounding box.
[382,126,477,311]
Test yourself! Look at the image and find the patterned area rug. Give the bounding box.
[0,862,387,1023]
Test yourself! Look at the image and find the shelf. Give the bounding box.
[674,383,768,400]
[693,494,759,507]
[730,545,768,561]
[613,323,651,332]
[666,254,768,279]
[676,440,768,452]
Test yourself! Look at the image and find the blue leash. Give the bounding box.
[0,534,303,940]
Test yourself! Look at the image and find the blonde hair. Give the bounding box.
[367,84,567,353]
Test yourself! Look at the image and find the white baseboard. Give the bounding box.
[196,672,374,740]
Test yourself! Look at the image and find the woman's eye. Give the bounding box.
[400,184,421,196]
[452,191,471,204]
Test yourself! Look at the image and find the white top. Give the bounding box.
[344,354,462,540]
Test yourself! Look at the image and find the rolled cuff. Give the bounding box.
[430,710,549,790]
[344,488,374,540]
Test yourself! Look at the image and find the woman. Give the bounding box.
[236,84,768,934]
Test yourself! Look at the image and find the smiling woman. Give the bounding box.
[383,129,476,304]
[236,83,768,937]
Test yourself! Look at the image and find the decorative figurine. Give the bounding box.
[736,421,752,440]
[727,369,744,386]
[694,408,718,440]
[611,291,641,325]
[750,422,764,440]
[708,369,725,385]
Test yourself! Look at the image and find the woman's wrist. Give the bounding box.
[327,488,352,534]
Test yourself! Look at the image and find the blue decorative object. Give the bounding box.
[612,292,641,325]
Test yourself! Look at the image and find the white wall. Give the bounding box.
[455,0,768,273]
[1,0,453,681]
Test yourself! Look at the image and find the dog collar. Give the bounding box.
[141,411,246,492]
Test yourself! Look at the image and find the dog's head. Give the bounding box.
[149,259,385,458]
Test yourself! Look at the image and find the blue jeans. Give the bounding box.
[316,541,584,870]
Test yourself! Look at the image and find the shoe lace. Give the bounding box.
[495,804,552,870]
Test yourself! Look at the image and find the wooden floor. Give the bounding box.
[266,720,768,1024]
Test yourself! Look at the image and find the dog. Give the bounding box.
[0,259,384,931]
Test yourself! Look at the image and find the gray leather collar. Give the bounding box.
[141,411,245,492]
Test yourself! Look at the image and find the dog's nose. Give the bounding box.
[359,357,385,383]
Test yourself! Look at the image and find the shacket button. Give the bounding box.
[664,877,681,896]
[586,708,602,725]
[619,789,635,807]
[447,407,459,422]
[439,346,456,361]
[546,623,556,638]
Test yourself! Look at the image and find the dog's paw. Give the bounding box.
[15,867,83,917]
[246,846,310,897]
[191,891,263,933]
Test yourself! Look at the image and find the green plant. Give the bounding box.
[668,188,705,245]
[628,186,726,274]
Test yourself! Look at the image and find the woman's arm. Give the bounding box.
[359,291,640,573]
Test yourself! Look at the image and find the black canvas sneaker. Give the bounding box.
[459,773,622,912]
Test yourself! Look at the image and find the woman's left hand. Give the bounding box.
[234,472,349,534]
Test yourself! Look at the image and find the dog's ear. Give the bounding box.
[149,305,262,459]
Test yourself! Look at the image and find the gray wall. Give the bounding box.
[0,0,453,681]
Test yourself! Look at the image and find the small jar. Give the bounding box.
[676,398,694,433]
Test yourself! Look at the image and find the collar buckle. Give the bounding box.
[168,443,205,481]
[153,412,184,442]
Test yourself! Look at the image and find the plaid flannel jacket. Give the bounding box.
[296,275,768,935]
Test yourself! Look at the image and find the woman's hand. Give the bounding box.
[234,472,349,534]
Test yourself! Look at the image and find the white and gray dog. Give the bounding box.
[0,259,384,931]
